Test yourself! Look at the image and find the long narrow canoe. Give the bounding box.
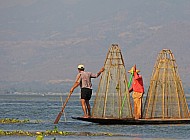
[72,117,190,125]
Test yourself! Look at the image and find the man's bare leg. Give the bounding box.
[81,99,88,118]
[85,100,91,117]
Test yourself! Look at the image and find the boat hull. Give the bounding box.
[72,117,190,125]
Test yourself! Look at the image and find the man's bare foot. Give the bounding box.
[83,115,90,118]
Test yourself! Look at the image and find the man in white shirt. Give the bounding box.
[70,64,104,118]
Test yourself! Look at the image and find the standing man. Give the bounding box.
[70,64,104,118]
[128,65,144,120]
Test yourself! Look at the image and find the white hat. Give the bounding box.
[78,64,85,69]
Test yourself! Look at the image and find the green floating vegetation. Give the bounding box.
[0,129,116,137]
[0,118,29,124]
[0,130,34,136]
[0,125,119,139]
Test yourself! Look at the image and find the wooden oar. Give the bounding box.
[54,91,72,124]
[60,96,67,122]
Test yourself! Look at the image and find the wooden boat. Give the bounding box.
[72,117,190,125]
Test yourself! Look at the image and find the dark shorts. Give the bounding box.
[81,88,92,100]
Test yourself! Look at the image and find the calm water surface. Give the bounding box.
[0,93,190,140]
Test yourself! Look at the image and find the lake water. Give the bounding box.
[0,93,190,140]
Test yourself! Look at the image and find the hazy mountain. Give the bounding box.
[0,0,190,91]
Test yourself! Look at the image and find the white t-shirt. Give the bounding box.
[75,71,98,89]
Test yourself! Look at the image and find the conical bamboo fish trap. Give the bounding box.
[92,44,133,119]
[143,49,190,119]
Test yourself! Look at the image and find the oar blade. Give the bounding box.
[54,91,72,124]
[54,111,63,124]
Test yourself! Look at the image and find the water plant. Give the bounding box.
[0,118,30,124]
[0,128,117,137]
[36,132,44,140]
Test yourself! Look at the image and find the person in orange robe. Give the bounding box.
[128,65,144,119]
